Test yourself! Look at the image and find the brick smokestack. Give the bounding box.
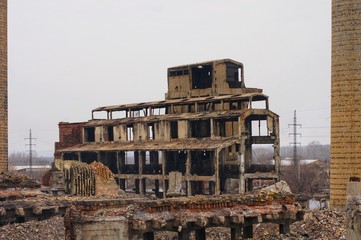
[0,0,7,172]
[330,0,361,208]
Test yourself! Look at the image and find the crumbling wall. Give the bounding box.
[0,0,7,172]
[346,182,361,239]
[89,161,121,196]
[55,122,85,158]
[54,160,96,196]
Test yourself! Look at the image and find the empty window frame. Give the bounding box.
[127,125,134,141]
[170,121,178,139]
[191,65,213,89]
[84,127,95,142]
[251,119,269,136]
[106,126,114,141]
[111,110,127,119]
[92,111,108,120]
[190,120,211,138]
[214,118,238,137]
[169,68,189,77]
[151,107,166,115]
[226,63,242,88]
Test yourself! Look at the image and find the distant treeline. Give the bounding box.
[253,141,330,163]
[8,152,53,166]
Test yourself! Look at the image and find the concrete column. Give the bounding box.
[162,151,166,198]
[186,150,192,196]
[139,151,145,195]
[231,226,242,240]
[135,151,140,194]
[118,152,126,190]
[78,152,82,162]
[195,228,206,240]
[239,152,245,194]
[215,149,220,195]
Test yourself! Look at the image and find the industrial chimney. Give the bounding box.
[330,0,361,208]
[0,0,7,172]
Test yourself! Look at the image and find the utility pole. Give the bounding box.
[25,129,36,177]
[289,110,302,187]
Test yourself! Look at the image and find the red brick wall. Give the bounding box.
[54,122,85,158]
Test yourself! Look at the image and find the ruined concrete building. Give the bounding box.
[330,0,361,208]
[55,59,280,197]
[0,0,7,172]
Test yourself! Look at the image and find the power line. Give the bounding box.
[288,110,302,185]
[25,129,36,176]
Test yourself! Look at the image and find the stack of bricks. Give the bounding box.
[0,0,7,172]
[331,0,361,208]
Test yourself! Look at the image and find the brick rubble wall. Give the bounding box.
[54,122,85,158]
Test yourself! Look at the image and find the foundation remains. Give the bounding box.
[64,193,304,240]
[55,59,280,198]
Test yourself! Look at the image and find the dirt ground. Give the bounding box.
[0,209,346,240]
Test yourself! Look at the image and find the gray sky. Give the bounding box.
[8,0,331,157]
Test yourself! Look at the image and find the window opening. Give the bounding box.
[170,121,178,139]
[84,127,95,142]
[107,126,114,141]
[190,120,210,138]
[226,63,242,88]
[127,126,134,141]
[191,65,213,89]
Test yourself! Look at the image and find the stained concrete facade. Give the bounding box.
[56,59,280,197]
[330,0,361,208]
[0,0,7,172]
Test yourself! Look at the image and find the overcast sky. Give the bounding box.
[8,0,331,157]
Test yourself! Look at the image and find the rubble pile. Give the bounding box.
[0,216,64,240]
[253,209,346,240]
[0,172,40,189]
[289,209,346,240]
[0,208,347,240]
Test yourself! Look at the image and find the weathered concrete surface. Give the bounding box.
[331,0,361,208]
[64,193,304,240]
[0,0,7,172]
[71,216,129,240]
[346,182,361,240]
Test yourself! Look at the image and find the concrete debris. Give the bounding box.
[0,216,64,240]
[0,172,40,189]
[0,209,346,240]
[254,209,346,240]
[260,180,292,195]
